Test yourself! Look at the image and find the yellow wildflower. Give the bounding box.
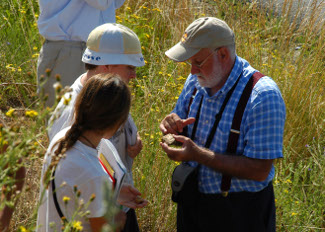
[291,212,298,216]
[32,53,39,58]
[19,226,29,232]
[25,110,38,118]
[6,108,15,117]
[63,96,71,106]
[6,64,15,72]
[63,196,70,204]
[1,139,9,146]
[133,14,140,19]
[72,221,83,231]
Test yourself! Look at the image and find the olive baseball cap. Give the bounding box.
[82,23,145,67]
[165,17,235,62]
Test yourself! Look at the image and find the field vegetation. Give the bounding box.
[0,0,324,231]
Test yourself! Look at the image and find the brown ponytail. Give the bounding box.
[44,73,131,185]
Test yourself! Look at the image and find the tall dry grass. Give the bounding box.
[0,0,324,231]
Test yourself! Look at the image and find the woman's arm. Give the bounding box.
[89,211,126,232]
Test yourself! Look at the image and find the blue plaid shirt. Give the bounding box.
[173,56,286,194]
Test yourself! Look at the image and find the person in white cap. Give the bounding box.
[47,23,145,232]
[37,0,125,106]
[160,17,286,231]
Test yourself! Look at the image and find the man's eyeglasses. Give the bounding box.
[185,48,220,69]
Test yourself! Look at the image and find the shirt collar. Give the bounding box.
[74,140,98,157]
[195,55,243,98]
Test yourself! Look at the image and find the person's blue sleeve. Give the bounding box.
[84,0,114,11]
[243,78,286,159]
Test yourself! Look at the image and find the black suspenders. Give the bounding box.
[221,71,264,196]
[188,72,264,196]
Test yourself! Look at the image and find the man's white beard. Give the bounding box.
[196,64,224,89]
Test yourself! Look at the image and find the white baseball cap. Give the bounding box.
[82,23,145,67]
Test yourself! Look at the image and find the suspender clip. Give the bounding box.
[230,129,240,134]
[221,191,229,197]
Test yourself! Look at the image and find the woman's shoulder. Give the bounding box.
[55,141,106,186]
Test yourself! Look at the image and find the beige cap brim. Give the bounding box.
[165,42,200,62]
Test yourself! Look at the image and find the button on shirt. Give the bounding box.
[173,56,286,194]
[38,0,125,42]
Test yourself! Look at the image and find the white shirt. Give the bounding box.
[48,74,135,185]
[37,128,113,232]
[38,0,125,42]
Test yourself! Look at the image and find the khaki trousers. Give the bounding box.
[37,40,86,106]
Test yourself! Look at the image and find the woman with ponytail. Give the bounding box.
[37,73,147,232]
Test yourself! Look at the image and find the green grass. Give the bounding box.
[0,0,324,231]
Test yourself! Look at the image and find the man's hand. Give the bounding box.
[159,113,195,134]
[127,132,143,159]
[160,134,206,162]
[117,184,148,209]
